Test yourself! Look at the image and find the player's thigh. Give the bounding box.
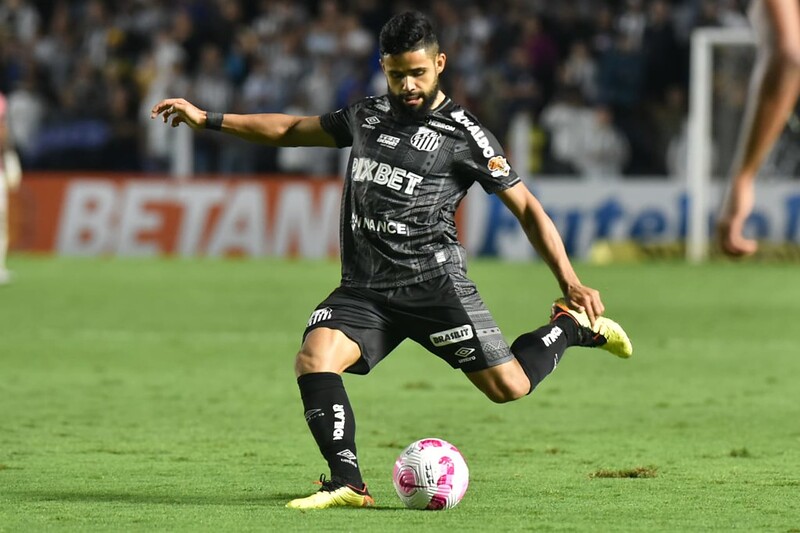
[299,286,404,376]
[402,273,514,373]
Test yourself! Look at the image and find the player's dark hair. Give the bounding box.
[379,11,439,57]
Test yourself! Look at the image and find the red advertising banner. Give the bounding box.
[10,174,344,257]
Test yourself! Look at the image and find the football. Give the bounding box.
[392,437,469,510]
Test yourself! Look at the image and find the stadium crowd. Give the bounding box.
[0,0,752,177]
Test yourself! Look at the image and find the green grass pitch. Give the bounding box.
[1,256,799,531]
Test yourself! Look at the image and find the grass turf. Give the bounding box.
[1,256,799,532]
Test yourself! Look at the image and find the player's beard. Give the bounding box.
[387,80,440,122]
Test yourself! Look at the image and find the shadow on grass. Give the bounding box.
[8,490,400,510]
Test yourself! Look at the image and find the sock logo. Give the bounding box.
[337,449,358,468]
[332,404,345,441]
[304,408,324,422]
[541,326,563,347]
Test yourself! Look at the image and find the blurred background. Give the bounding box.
[1,0,797,260]
[0,0,734,176]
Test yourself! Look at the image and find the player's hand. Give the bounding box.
[717,214,758,257]
[150,98,206,130]
[717,178,758,257]
[564,285,604,327]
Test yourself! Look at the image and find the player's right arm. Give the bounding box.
[150,98,338,148]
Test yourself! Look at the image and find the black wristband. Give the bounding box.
[205,111,223,131]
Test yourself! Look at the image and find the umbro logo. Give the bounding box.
[337,449,357,461]
[361,116,381,129]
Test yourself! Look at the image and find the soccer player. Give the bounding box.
[717,0,800,257]
[0,92,22,285]
[152,11,633,509]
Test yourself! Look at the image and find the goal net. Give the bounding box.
[687,26,800,262]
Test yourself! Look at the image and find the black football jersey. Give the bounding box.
[320,94,521,288]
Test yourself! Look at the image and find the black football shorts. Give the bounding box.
[302,271,514,374]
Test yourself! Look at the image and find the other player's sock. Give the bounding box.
[297,372,364,488]
[510,322,573,393]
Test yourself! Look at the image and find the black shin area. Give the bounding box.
[510,323,571,393]
[297,372,363,487]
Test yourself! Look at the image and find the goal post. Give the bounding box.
[686,27,755,263]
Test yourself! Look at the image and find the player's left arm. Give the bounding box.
[497,181,604,324]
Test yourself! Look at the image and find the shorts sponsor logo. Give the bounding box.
[377,133,401,149]
[307,307,332,327]
[410,126,441,152]
[430,325,474,347]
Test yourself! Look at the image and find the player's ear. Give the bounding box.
[436,53,446,74]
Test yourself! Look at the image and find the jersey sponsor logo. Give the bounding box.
[488,155,511,177]
[410,126,441,152]
[541,325,563,347]
[427,119,456,132]
[377,133,401,149]
[351,157,424,195]
[430,325,474,347]
[350,213,410,236]
[332,404,346,441]
[450,109,496,159]
[307,307,332,327]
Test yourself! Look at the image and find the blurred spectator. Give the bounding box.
[540,86,585,174]
[0,0,759,178]
[0,92,22,284]
[571,105,630,179]
[560,40,598,103]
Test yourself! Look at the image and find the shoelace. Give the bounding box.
[314,474,342,492]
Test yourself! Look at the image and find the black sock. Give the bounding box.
[511,321,573,393]
[297,372,363,487]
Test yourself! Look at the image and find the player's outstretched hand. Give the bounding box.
[150,98,206,130]
[563,285,604,327]
[717,178,758,257]
[717,214,758,257]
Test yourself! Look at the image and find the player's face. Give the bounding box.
[381,48,446,120]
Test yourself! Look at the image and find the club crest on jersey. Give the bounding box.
[410,126,441,152]
[487,155,510,177]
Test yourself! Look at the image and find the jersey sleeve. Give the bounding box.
[454,114,521,194]
[320,106,355,148]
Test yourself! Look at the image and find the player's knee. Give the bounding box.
[294,348,324,376]
[483,380,529,404]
